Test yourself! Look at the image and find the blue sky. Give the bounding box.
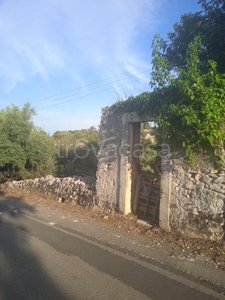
[0,0,202,134]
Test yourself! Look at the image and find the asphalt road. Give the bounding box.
[0,198,224,300]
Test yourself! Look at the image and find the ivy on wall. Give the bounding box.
[112,1,225,168]
[112,37,225,168]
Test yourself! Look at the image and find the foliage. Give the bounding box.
[174,37,225,165]
[112,0,225,168]
[139,124,160,174]
[140,140,159,173]
[53,126,99,177]
[26,129,56,176]
[112,91,161,118]
[150,34,173,89]
[164,0,225,73]
[0,103,56,181]
[150,36,225,166]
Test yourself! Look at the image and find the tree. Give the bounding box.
[150,0,225,167]
[52,126,99,177]
[26,129,56,176]
[164,0,225,73]
[0,103,35,176]
[0,103,56,180]
[171,37,225,165]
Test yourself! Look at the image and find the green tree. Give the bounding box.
[0,103,56,180]
[53,126,99,177]
[150,34,225,167]
[163,0,225,72]
[0,103,35,176]
[149,1,225,167]
[26,129,56,176]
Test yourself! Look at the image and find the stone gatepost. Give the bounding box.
[96,106,171,231]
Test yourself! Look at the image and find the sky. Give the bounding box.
[0,0,202,134]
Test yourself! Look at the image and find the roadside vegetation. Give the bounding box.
[52,126,99,177]
[1,0,224,181]
[0,103,99,182]
[114,0,225,168]
[139,122,161,174]
[0,103,56,181]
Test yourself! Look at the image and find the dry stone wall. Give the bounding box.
[170,152,225,241]
[97,105,225,241]
[3,98,223,242]
[3,175,96,207]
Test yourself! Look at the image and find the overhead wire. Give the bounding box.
[37,74,150,110]
[34,68,151,109]
[30,65,150,105]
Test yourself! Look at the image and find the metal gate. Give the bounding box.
[134,173,161,224]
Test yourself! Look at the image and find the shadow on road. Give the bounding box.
[0,197,74,300]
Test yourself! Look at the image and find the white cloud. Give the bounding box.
[0,0,166,92]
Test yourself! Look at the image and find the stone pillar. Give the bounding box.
[119,122,131,214]
[130,123,141,212]
[159,143,171,231]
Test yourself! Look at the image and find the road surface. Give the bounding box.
[0,198,224,300]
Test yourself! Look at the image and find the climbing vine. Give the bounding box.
[112,36,225,168]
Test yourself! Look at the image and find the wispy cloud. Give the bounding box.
[0,0,166,92]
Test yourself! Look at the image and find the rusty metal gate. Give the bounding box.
[134,173,161,224]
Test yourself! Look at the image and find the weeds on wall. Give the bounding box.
[112,39,225,168]
[139,123,161,175]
